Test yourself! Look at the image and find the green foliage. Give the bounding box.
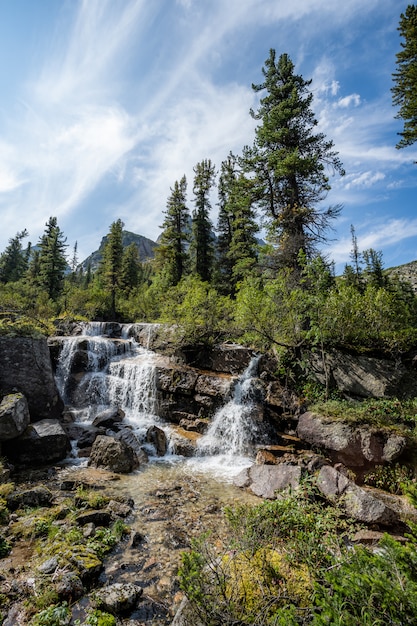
[156,175,190,287]
[392,4,417,149]
[179,490,417,625]
[0,535,10,558]
[190,159,216,282]
[35,217,68,300]
[364,464,415,494]
[82,609,116,626]
[30,602,70,626]
[160,275,233,345]
[75,486,110,510]
[313,532,417,625]
[310,396,417,428]
[242,49,344,273]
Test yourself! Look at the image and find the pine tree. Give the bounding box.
[0,229,29,283]
[36,217,68,300]
[121,242,142,292]
[392,4,417,150]
[215,155,259,295]
[190,159,216,282]
[156,175,190,286]
[100,219,124,319]
[242,50,344,276]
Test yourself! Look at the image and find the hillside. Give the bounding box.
[80,230,157,272]
[386,260,417,292]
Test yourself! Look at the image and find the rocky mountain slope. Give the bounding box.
[80,230,157,272]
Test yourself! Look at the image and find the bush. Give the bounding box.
[179,490,417,625]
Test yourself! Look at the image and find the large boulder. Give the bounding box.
[88,435,138,473]
[297,412,407,469]
[307,349,417,398]
[316,465,399,527]
[0,393,30,441]
[234,463,302,499]
[0,337,63,420]
[2,419,70,465]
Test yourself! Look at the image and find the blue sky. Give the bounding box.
[0,0,415,272]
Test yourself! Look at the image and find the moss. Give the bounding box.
[224,547,311,612]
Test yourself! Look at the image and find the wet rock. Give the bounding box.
[234,463,302,499]
[95,582,143,614]
[7,485,53,511]
[115,427,149,465]
[297,412,407,469]
[88,435,138,473]
[3,419,70,465]
[0,393,30,441]
[146,425,167,457]
[128,530,145,548]
[92,407,125,429]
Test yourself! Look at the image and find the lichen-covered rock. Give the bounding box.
[0,393,30,441]
[88,435,138,473]
[95,582,143,614]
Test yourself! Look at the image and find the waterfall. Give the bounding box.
[196,355,262,458]
[55,322,162,434]
[56,323,263,474]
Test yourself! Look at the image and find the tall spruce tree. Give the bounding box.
[216,155,259,295]
[190,159,216,282]
[242,50,344,276]
[36,217,68,299]
[156,175,190,286]
[100,219,124,319]
[121,242,142,292]
[0,229,29,283]
[392,4,417,150]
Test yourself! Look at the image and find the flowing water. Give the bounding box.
[55,322,263,623]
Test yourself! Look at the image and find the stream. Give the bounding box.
[55,323,263,623]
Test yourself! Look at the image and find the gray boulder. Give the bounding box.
[0,337,63,420]
[3,419,70,464]
[0,393,30,440]
[88,435,138,473]
[307,349,417,398]
[316,465,398,526]
[297,412,407,468]
[234,463,302,499]
[95,582,143,614]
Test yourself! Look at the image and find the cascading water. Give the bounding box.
[188,355,262,477]
[55,322,167,457]
[56,323,262,476]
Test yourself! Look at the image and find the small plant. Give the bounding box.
[84,608,117,626]
[75,486,109,510]
[364,464,414,494]
[30,601,70,625]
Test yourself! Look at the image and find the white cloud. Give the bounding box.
[344,171,385,190]
[336,93,361,108]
